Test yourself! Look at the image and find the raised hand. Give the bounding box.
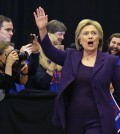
[33,7,48,31]
[5,51,19,76]
[6,50,19,66]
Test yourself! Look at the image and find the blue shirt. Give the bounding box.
[9,83,25,94]
[118,56,120,65]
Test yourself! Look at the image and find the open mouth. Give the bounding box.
[88,41,94,46]
[111,49,118,54]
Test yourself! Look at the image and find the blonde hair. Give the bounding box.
[75,19,104,51]
[40,33,62,71]
[0,41,14,71]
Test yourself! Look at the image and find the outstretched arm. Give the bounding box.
[33,7,48,40]
[33,6,66,66]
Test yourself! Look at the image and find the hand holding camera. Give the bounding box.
[5,50,19,76]
[6,49,29,77]
[6,50,19,67]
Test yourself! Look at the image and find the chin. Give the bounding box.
[6,39,11,42]
[111,51,117,55]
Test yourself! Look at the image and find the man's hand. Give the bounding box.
[20,44,33,55]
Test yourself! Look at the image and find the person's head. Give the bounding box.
[0,41,14,69]
[40,33,59,66]
[69,43,76,49]
[40,33,62,71]
[0,15,14,42]
[107,33,120,56]
[75,19,103,52]
[46,20,67,44]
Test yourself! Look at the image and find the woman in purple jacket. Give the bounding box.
[33,7,120,134]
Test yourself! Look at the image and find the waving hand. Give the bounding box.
[33,7,48,40]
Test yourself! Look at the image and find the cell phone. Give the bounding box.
[30,34,34,43]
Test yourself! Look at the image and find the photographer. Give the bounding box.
[0,41,28,92]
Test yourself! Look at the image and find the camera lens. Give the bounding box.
[19,51,29,62]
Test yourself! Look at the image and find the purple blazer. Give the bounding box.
[40,34,120,134]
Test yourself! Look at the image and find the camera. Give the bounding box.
[12,49,29,77]
[14,49,29,62]
[13,49,29,70]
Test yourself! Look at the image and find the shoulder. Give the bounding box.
[98,50,118,63]
[66,48,81,55]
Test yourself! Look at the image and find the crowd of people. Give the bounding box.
[0,6,120,134]
[0,15,40,94]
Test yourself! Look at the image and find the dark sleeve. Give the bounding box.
[112,63,120,107]
[0,73,14,91]
[26,64,52,90]
[28,53,40,75]
[38,35,66,66]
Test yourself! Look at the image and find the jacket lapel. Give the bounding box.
[57,50,82,97]
[71,50,83,76]
[91,50,104,79]
[58,50,104,96]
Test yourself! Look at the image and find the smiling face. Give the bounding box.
[79,25,99,52]
[109,37,120,55]
[54,31,65,44]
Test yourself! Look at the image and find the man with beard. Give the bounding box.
[107,33,120,134]
[108,33,120,63]
[107,33,120,97]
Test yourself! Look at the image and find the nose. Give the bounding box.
[88,33,93,39]
[9,30,14,36]
[60,35,64,40]
[113,43,117,48]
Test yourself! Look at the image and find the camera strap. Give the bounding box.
[5,50,12,63]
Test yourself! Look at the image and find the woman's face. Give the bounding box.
[0,45,14,64]
[79,25,99,52]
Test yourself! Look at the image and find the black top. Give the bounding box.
[25,64,52,90]
[67,63,99,119]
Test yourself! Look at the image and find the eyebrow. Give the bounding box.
[4,28,15,33]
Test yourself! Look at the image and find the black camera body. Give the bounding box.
[9,49,29,79]
[12,49,29,77]
[14,49,29,62]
